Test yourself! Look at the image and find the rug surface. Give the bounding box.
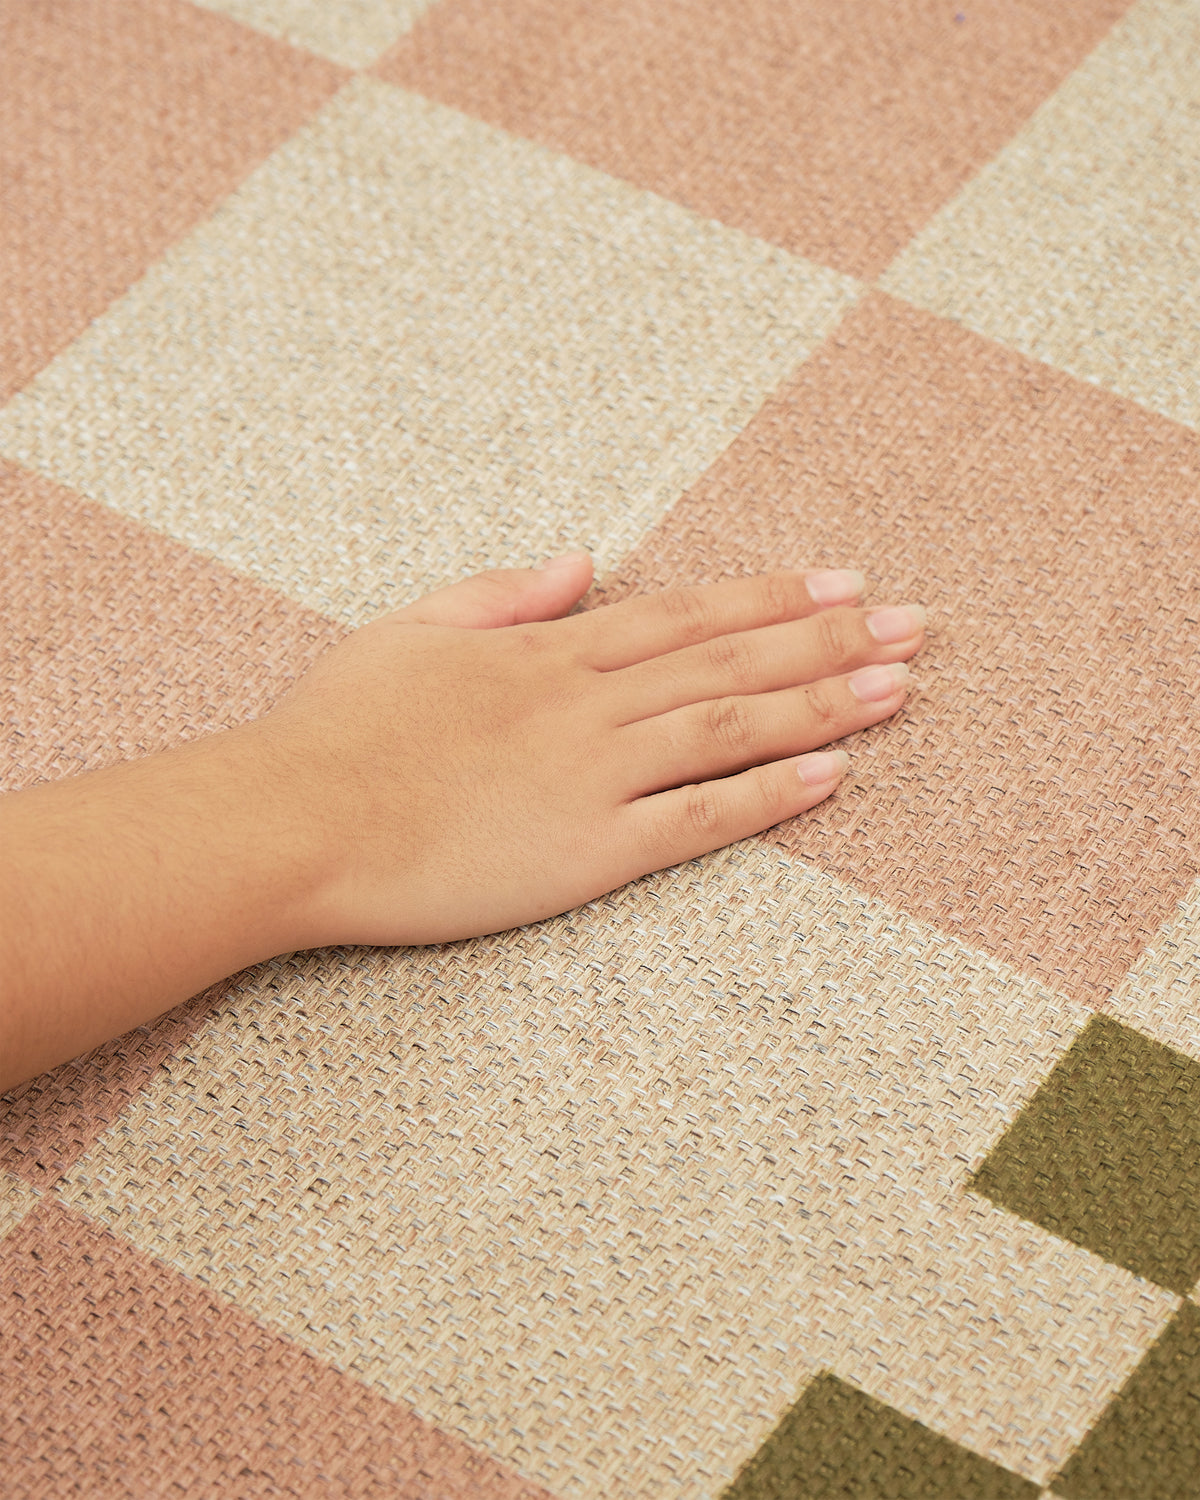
[3,0,1200,1495]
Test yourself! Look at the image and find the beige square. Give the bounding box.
[57,846,1173,1497]
[882,0,1200,433]
[0,1172,40,1242]
[1109,879,1200,1063]
[193,0,434,68]
[0,78,857,627]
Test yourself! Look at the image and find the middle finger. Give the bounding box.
[608,604,926,724]
[616,662,913,797]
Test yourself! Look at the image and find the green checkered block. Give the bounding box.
[971,1015,1200,1293]
[722,1374,1036,1498]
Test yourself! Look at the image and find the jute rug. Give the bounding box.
[3,0,1200,1494]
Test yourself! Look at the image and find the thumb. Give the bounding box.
[390,551,594,629]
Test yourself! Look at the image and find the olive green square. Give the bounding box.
[969,1015,1200,1292]
[723,1373,1036,1499]
[1052,1302,1200,1499]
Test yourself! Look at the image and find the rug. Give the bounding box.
[3,0,1200,1495]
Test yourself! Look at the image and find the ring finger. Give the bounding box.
[619,662,911,797]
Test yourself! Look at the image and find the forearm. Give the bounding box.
[0,723,325,1092]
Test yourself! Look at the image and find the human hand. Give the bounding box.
[0,552,924,1090]
[271,552,926,949]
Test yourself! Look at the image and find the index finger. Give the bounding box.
[570,568,865,671]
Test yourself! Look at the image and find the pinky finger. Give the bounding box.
[633,749,849,869]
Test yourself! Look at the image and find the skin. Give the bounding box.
[0,552,925,1092]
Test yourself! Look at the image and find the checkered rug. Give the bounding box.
[3,0,1200,1494]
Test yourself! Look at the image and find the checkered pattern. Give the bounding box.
[3,0,1199,1494]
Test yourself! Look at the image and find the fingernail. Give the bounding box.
[797,748,850,785]
[538,550,590,570]
[866,604,926,643]
[849,662,910,702]
[805,568,866,606]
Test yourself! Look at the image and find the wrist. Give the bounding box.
[194,716,339,961]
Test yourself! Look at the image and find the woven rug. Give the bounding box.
[3,0,1200,1494]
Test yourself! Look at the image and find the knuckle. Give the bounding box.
[661,586,716,642]
[703,695,753,751]
[749,772,784,830]
[759,571,802,622]
[803,681,843,732]
[497,618,553,659]
[478,569,518,601]
[813,607,853,665]
[465,570,525,622]
[511,626,546,657]
[705,632,755,690]
[682,784,723,841]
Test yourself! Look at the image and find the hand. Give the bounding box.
[276,552,926,948]
[0,553,924,1090]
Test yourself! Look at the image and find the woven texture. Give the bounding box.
[2,1,1199,1495]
